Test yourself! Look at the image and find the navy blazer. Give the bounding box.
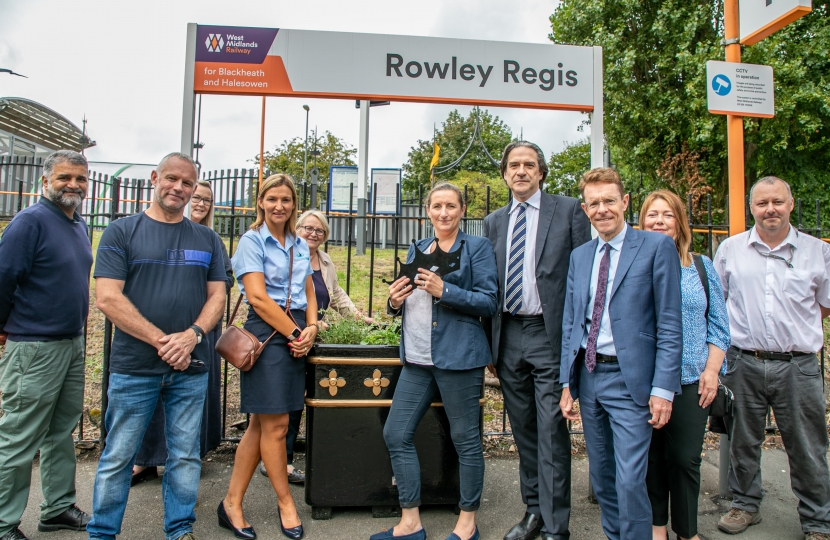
[559,225,683,406]
[389,230,499,370]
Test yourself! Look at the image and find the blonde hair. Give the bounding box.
[191,180,215,229]
[639,189,692,267]
[251,174,298,236]
[297,210,331,243]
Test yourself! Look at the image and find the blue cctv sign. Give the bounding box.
[712,74,732,96]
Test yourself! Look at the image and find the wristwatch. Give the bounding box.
[288,327,302,341]
[189,325,205,344]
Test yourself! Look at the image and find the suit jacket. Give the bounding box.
[389,230,498,371]
[482,191,591,367]
[559,225,683,406]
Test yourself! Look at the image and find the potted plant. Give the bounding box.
[304,312,465,520]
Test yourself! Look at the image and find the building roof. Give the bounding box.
[0,97,91,151]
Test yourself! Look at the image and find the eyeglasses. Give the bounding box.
[301,225,326,237]
[191,195,212,206]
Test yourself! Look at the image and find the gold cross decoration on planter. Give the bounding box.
[319,370,346,396]
[364,369,390,396]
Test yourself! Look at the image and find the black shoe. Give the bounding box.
[130,466,159,487]
[0,529,28,540]
[540,535,555,540]
[37,504,91,532]
[259,461,268,477]
[278,508,303,540]
[503,512,542,540]
[287,468,305,484]
[217,500,256,539]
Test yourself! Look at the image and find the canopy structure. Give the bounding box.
[0,97,94,153]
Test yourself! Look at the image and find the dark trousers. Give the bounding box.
[497,315,571,538]
[723,348,830,534]
[286,409,302,465]
[647,383,710,538]
[383,363,484,511]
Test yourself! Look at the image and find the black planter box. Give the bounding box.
[304,344,480,519]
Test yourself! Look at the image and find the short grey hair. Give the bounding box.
[750,176,793,201]
[298,210,331,242]
[500,140,549,182]
[43,150,87,179]
[157,152,197,175]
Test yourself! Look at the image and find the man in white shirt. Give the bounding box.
[714,176,830,539]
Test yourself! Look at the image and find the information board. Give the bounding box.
[740,0,811,45]
[369,169,401,215]
[328,166,360,213]
[707,61,775,118]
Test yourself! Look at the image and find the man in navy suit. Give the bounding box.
[559,168,682,540]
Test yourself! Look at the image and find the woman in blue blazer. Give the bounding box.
[371,183,498,540]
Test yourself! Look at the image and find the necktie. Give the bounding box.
[585,244,612,372]
[505,203,528,315]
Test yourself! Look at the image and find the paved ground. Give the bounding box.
[16,447,820,540]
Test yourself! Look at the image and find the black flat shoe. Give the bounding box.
[278,508,303,540]
[0,528,28,540]
[130,466,158,487]
[217,500,256,539]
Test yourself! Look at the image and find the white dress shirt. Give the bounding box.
[714,225,830,353]
[504,189,542,315]
[581,225,627,355]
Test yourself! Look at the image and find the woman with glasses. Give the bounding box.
[640,190,730,540]
[131,180,234,485]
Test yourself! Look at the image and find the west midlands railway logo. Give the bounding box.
[712,74,732,96]
[205,34,224,53]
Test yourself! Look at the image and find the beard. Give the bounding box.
[156,191,187,213]
[45,185,84,209]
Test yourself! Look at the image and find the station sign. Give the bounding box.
[740,0,812,45]
[707,61,774,118]
[193,25,596,111]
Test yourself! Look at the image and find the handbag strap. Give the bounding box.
[692,253,710,321]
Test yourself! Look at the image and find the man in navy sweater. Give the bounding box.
[0,150,94,540]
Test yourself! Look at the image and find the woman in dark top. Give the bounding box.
[131,180,232,485]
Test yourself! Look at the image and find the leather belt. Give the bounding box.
[739,349,812,361]
[579,348,618,363]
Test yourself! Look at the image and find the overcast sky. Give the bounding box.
[0,0,586,178]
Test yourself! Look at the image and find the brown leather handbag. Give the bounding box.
[215,246,296,371]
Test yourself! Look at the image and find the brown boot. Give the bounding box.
[717,508,762,534]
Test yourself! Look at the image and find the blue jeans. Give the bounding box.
[383,363,484,511]
[87,371,208,540]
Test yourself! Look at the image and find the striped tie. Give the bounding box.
[505,202,527,315]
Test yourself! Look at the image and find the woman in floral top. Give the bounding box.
[640,190,730,540]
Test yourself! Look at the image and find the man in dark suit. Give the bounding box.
[483,141,591,540]
[560,168,682,540]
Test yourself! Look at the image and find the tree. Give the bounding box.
[258,131,357,182]
[402,109,513,193]
[547,138,590,196]
[451,170,510,219]
[549,1,830,222]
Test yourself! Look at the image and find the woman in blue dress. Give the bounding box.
[640,190,730,540]
[218,174,318,540]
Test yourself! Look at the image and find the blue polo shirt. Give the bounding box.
[0,198,92,341]
[232,226,312,309]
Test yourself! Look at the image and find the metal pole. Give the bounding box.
[180,23,198,157]
[725,0,746,236]
[303,105,310,182]
[719,433,731,498]
[258,96,266,190]
[356,100,370,255]
[346,184,354,294]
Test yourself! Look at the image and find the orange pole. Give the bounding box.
[724,0,745,235]
[258,96,266,189]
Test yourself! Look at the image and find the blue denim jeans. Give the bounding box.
[383,363,484,511]
[87,371,208,540]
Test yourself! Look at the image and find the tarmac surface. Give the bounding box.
[17,446,821,540]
